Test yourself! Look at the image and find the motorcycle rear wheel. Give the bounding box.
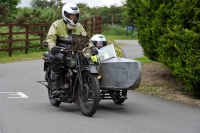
[78,71,100,117]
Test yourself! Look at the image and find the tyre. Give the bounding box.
[112,90,127,104]
[78,71,100,117]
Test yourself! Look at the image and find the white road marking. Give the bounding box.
[0,92,29,98]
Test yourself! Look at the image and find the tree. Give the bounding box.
[0,3,10,22]
[1,0,20,13]
[30,0,45,8]
[90,5,125,25]
[0,0,20,22]
[127,0,200,95]
[30,0,62,8]
[123,0,135,26]
[76,3,91,18]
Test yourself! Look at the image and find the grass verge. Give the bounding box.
[0,51,44,64]
[134,57,200,106]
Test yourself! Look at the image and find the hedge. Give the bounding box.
[129,0,200,95]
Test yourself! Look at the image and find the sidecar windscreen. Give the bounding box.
[98,44,117,62]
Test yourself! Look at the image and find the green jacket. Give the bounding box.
[46,19,87,50]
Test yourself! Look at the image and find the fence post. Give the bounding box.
[40,25,43,50]
[25,25,29,54]
[93,17,96,35]
[96,16,101,34]
[84,20,87,32]
[9,25,13,57]
[99,16,102,33]
[90,18,93,37]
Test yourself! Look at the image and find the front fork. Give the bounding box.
[76,54,84,91]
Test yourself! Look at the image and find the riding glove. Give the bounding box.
[51,46,61,55]
[91,46,98,55]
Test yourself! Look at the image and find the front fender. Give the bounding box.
[81,65,99,74]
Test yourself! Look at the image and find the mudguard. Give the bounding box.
[81,65,99,74]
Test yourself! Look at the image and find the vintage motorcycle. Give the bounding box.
[38,34,142,117]
[38,34,101,117]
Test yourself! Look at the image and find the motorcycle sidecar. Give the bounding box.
[99,57,142,90]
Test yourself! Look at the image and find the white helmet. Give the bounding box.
[62,3,80,26]
[91,34,107,49]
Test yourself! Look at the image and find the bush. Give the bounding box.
[131,0,200,95]
[15,7,61,24]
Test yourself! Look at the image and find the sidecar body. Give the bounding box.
[98,44,142,90]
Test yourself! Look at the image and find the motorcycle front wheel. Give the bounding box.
[78,71,100,117]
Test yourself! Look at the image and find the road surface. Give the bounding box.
[0,40,200,133]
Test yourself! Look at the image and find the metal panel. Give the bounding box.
[99,57,142,90]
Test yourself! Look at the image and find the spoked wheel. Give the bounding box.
[112,90,127,104]
[78,71,100,117]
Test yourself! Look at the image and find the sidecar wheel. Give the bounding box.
[112,90,127,104]
[78,71,100,117]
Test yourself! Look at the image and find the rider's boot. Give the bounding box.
[50,70,63,96]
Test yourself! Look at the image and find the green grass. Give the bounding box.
[0,51,44,64]
[134,56,153,63]
[105,35,137,40]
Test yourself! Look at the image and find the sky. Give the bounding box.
[18,0,125,8]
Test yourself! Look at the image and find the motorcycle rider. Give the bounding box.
[46,3,87,95]
[90,34,107,49]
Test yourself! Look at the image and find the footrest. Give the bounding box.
[119,96,127,99]
[57,90,65,95]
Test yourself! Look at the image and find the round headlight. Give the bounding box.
[83,48,92,58]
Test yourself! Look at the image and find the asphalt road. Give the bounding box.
[115,40,144,59]
[0,40,200,133]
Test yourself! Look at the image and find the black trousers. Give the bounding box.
[50,53,64,82]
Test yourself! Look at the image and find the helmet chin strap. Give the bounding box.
[73,20,78,24]
[63,19,68,24]
[63,19,76,27]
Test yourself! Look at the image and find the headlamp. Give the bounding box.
[82,47,92,58]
